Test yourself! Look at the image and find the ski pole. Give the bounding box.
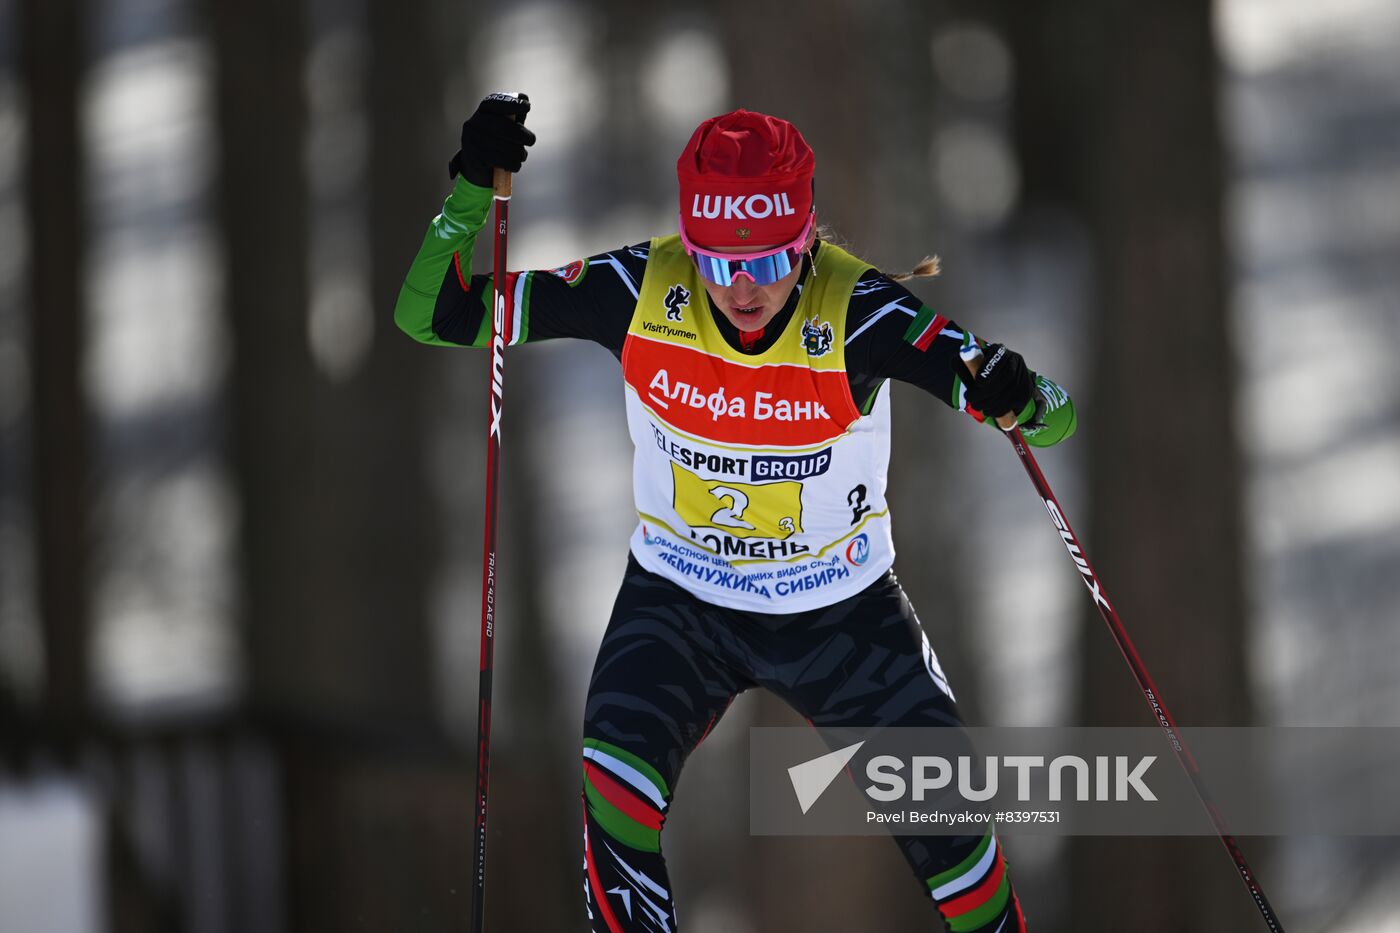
[470,155,514,933]
[962,350,1286,932]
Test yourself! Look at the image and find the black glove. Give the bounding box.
[449,92,535,186]
[961,343,1035,422]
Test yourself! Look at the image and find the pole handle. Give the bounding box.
[960,349,1020,430]
[492,112,516,198]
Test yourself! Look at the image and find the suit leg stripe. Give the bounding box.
[583,746,669,810]
[928,831,997,900]
[585,762,663,829]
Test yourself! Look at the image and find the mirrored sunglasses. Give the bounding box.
[679,211,815,286]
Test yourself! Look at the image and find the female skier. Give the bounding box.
[396,92,1075,932]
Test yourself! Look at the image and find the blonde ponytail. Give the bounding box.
[890,255,941,282]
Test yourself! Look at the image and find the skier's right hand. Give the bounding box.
[960,342,1035,428]
[449,92,535,187]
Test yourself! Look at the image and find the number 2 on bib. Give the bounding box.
[670,463,803,540]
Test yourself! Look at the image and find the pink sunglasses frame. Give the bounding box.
[678,210,816,285]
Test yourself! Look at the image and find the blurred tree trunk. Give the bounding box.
[1007,2,1257,930]
[20,0,88,748]
[24,5,196,929]
[208,0,316,716]
[211,0,441,732]
[207,1,315,929]
[20,4,169,933]
[211,0,469,926]
[351,0,441,742]
[1076,7,1255,930]
[595,0,663,208]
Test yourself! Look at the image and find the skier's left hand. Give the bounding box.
[961,343,1035,427]
[449,91,535,186]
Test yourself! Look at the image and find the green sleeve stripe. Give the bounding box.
[516,271,533,345]
[927,829,993,891]
[902,305,937,343]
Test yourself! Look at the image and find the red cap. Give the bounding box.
[676,109,815,249]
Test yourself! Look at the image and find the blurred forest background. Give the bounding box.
[2,0,1399,931]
